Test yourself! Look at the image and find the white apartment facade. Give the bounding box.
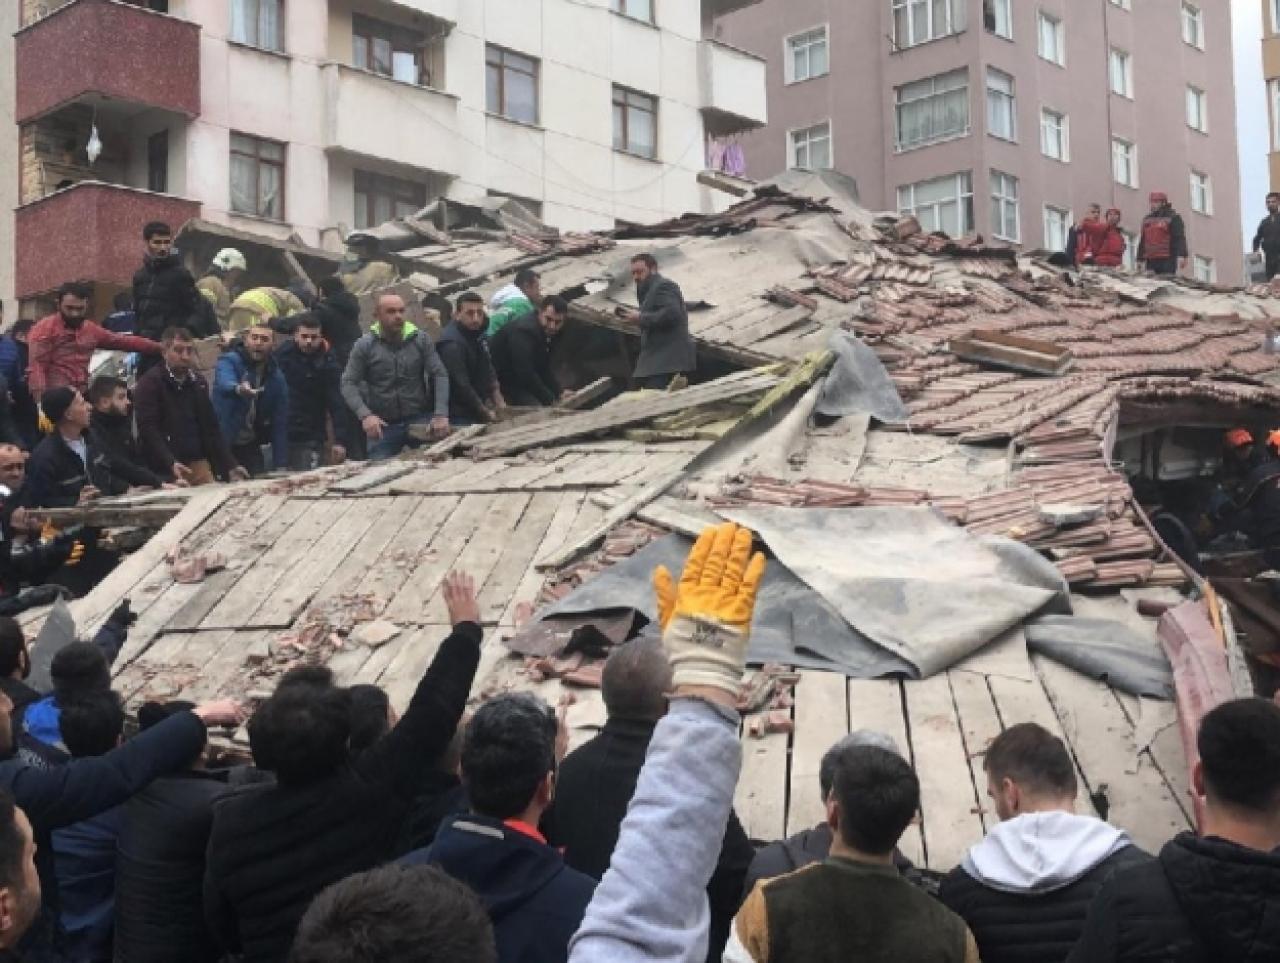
[5,0,766,313]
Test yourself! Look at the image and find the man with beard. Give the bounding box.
[86,377,169,495]
[274,315,346,471]
[616,254,695,390]
[131,224,221,371]
[212,322,289,477]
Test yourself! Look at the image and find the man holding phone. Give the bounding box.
[212,321,289,477]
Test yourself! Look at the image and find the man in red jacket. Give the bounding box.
[1080,209,1129,269]
[1137,192,1188,276]
[27,282,160,398]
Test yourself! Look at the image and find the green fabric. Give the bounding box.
[371,321,420,340]
[762,857,969,963]
[488,296,534,337]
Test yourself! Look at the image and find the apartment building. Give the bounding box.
[718,0,1242,284]
[3,0,766,316]
[1265,0,1280,195]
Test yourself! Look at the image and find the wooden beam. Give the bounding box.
[34,504,184,529]
[558,376,613,411]
[328,463,417,494]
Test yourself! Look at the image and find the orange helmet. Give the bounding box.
[1225,428,1254,449]
[1268,429,1280,454]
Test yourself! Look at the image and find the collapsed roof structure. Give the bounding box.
[33,174,1280,872]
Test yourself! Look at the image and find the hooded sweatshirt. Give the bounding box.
[939,812,1148,963]
[406,812,596,963]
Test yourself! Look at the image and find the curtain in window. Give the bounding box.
[230,152,256,216]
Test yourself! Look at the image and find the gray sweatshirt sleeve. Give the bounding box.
[568,697,741,963]
[422,338,450,419]
[341,338,372,421]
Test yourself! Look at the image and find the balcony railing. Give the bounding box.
[699,40,768,133]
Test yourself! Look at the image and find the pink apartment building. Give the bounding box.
[717,0,1244,283]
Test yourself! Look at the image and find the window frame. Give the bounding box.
[353,169,428,231]
[1108,47,1133,98]
[787,120,833,171]
[613,85,659,160]
[229,0,283,53]
[983,0,1012,39]
[1039,107,1069,161]
[894,68,970,152]
[891,0,960,50]
[1111,137,1137,188]
[609,0,654,24]
[896,171,975,237]
[1272,0,1280,35]
[486,44,541,126]
[1036,11,1065,66]
[1192,255,1216,282]
[986,67,1017,142]
[1185,85,1208,133]
[990,169,1020,243]
[1181,2,1204,49]
[785,25,830,85]
[352,13,426,86]
[1189,170,1213,215]
[1043,205,1072,252]
[1109,0,1131,9]
[1271,79,1280,151]
[229,132,286,221]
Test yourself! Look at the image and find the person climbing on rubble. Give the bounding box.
[227,286,309,336]
[617,253,696,391]
[487,270,543,339]
[1211,428,1280,564]
[86,376,172,496]
[436,293,504,427]
[1067,205,1102,265]
[1136,192,1188,277]
[197,248,248,329]
[213,321,290,477]
[0,445,83,616]
[132,223,221,376]
[491,296,571,408]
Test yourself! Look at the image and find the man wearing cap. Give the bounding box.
[197,249,248,329]
[1137,192,1188,277]
[22,388,96,510]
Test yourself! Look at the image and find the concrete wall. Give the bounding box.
[720,0,1244,282]
[0,1,16,322]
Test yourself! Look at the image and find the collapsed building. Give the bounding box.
[27,173,1280,872]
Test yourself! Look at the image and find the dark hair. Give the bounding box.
[819,732,900,799]
[455,292,484,311]
[248,679,352,786]
[515,269,540,289]
[631,253,658,270]
[318,276,345,298]
[461,693,556,819]
[1197,697,1280,812]
[349,684,392,755]
[0,619,27,678]
[9,320,34,340]
[50,643,110,700]
[143,221,172,240]
[112,291,133,312]
[291,312,323,332]
[56,281,92,302]
[0,789,26,892]
[540,295,569,315]
[829,746,919,855]
[59,689,125,757]
[137,699,196,731]
[1269,192,1280,202]
[983,723,1078,800]
[161,326,195,346]
[290,863,496,963]
[601,638,670,721]
[278,666,335,690]
[87,375,127,407]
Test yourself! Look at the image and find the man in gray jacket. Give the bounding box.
[341,294,450,461]
[619,254,695,390]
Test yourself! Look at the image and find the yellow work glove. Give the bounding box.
[651,522,766,695]
[67,541,86,566]
[37,413,54,435]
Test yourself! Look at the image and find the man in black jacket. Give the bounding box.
[939,723,1147,963]
[23,388,92,510]
[274,315,346,472]
[0,789,40,959]
[618,253,696,389]
[86,376,166,496]
[204,572,483,963]
[542,637,752,963]
[491,297,568,408]
[312,277,363,369]
[0,621,38,716]
[1253,192,1280,280]
[131,223,220,372]
[436,293,503,427]
[1068,697,1280,962]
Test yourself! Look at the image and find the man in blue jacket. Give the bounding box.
[212,322,288,477]
[274,314,346,472]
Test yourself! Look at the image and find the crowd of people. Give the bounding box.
[0,522,1268,962]
[1062,191,1188,274]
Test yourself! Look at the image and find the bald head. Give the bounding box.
[602,638,673,722]
[374,294,407,341]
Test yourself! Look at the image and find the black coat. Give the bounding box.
[633,274,696,379]
[542,716,753,963]
[114,770,231,963]
[87,409,163,495]
[491,312,559,407]
[312,291,363,362]
[203,624,481,963]
[939,845,1148,963]
[1066,832,1280,963]
[132,254,220,343]
[21,433,88,509]
[273,340,344,446]
[1254,212,1280,256]
[133,365,236,480]
[435,322,496,423]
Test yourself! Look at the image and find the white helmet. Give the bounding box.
[212,247,247,272]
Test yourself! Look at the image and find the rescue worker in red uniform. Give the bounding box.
[1078,208,1128,268]
[1137,191,1188,277]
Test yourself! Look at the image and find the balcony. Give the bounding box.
[321,63,462,178]
[15,0,200,124]
[14,182,200,299]
[699,40,767,135]
[385,0,458,23]
[703,0,765,16]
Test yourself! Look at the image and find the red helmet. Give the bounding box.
[1226,428,1254,449]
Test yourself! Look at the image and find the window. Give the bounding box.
[1273,0,1280,35]
[1044,206,1071,252]
[892,0,961,50]
[486,45,539,125]
[895,69,969,151]
[1186,86,1207,132]
[983,0,1011,38]
[986,68,1016,141]
[1110,0,1130,8]
[1037,12,1064,65]
[786,27,829,83]
[1192,255,1216,282]
[990,170,1020,242]
[230,0,282,52]
[1109,48,1132,98]
[1040,108,1069,161]
[613,86,658,159]
[1272,80,1280,150]
[230,133,285,220]
[1190,170,1212,214]
[147,130,168,195]
[353,15,426,86]
[788,121,832,170]
[354,170,427,230]
[897,171,974,237]
[610,0,653,22]
[1112,137,1137,188]
[1122,232,1137,270]
[1181,3,1203,49]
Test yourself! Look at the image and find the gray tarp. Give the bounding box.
[719,506,1069,678]
[536,535,913,677]
[817,331,910,424]
[1025,615,1175,699]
